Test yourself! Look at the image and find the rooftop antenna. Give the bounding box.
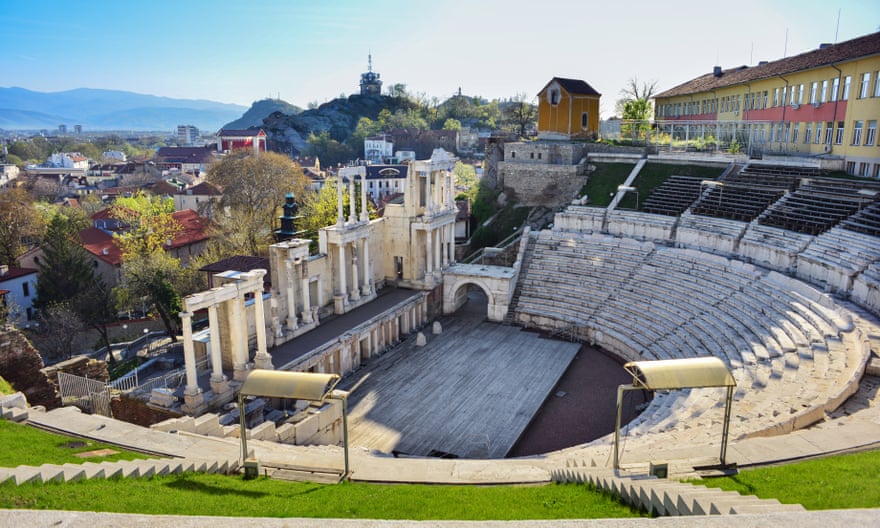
[368,51,373,72]
[835,8,841,43]
[783,28,789,57]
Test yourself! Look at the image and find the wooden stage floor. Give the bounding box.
[341,301,580,459]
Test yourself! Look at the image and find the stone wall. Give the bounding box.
[504,142,588,165]
[0,329,60,409]
[499,162,586,207]
[110,394,181,427]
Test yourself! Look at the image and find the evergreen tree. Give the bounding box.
[34,215,95,309]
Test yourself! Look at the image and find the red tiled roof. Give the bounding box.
[177,181,222,196]
[218,128,266,137]
[0,266,38,282]
[79,209,210,266]
[538,77,601,97]
[656,32,880,98]
[79,227,122,266]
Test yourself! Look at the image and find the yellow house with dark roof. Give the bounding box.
[537,77,601,140]
[654,32,880,177]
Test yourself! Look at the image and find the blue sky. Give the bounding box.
[2,0,877,117]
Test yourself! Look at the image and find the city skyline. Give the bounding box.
[2,0,878,119]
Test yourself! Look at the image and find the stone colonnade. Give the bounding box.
[179,269,269,414]
[329,166,375,313]
[269,239,318,341]
[278,293,428,377]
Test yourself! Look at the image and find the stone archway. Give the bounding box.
[442,264,515,322]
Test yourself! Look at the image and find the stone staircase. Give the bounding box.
[552,461,807,516]
[502,234,536,325]
[0,455,239,486]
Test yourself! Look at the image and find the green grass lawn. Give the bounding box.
[580,162,635,206]
[692,449,880,510]
[0,474,643,520]
[0,376,13,395]
[625,163,724,210]
[0,420,146,466]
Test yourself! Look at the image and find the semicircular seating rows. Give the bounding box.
[514,228,876,458]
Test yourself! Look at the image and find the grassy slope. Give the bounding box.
[0,420,146,466]
[579,162,634,207]
[0,376,13,395]
[693,449,880,510]
[0,475,643,520]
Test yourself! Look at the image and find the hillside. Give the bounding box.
[0,87,247,131]
[222,98,303,130]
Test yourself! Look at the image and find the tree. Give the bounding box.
[615,77,657,117]
[442,118,462,131]
[503,93,538,138]
[0,188,44,267]
[111,192,184,340]
[453,161,478,200]
[35,303,83,361]
[307,131,355,167]
[34,215,95,309]
[207,151,310,256]
[297,181,376,239]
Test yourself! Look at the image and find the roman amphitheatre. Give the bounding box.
[4,149,880,526]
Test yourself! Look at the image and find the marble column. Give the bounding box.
[207,305,226,391]
[337,244,347,300]
[434,227,442,272]
[350,244,360,301]
[301,276,313,324]
[425,229,434,276]
[348,176,357,223]
[425,171,433,215]
[361,238,372,296]
[285,258,298,331]
[180,311,200,397]
[441,226,448,269]
[336,173,344,227]
[252,289,272,370]
[360,174,369,222]
[230,295,248,380]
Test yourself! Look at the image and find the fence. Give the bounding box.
[57,371,112,417]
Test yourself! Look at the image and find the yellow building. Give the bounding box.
[654,32,880,177]
[537,77,601,140]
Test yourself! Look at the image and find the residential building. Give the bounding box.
[173,181,222,216]
[155,146,217,176]
[177,125,200,145]
[78,208,211,286]
[1,163,19,188]
[536,77,602,140]
[0,265,38,325]
[217,129,267,155]
[365,134,394,163]
[47,152,90,170]
[363,164,409,202]
[654,32,880,176]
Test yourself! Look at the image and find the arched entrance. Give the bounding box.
[442,264,515,322]
[448,282,490,318]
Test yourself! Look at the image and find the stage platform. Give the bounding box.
[341,299,580,458]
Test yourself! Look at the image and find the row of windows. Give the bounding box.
[657,70,880,118]
[765,120,878,147]
[845,161,880,178]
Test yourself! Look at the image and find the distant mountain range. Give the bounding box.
[0,87,249,132]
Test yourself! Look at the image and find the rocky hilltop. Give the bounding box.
[221,98,303,130]
[260,94,417,155]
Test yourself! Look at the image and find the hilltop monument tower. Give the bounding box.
[360,53,382,96]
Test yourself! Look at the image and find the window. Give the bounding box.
[804,122,812,144]
[810,82,818,103]
[846,161,856,175]
[784,122,791,143]
[22,282,29,297]
[529,152,534,159]
[781,86,787,106]
[842,76,851,100]
[873,164,880,179]
[875,72,880,97]
[825,122,833,144]
[866,120,877,146]
[859,72,871,98]
[831,77,839,101]
[773,88,780,107]
[835,121,845,145]
[537,152,542,160]
[510,151,515,159]
[798,84,804,104]
[581,112,588,129]
[815,122,823,144]
[859,162,869,177]
[548,88,560,105]
[852,121,864,145]
[763,91,768,108]
[792,122,799,143]
[821,80,828,102]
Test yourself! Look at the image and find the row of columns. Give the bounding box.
[289,297,428,376]
[425,168,456,216]
[336,237,373,303]
[180,270,270,405]
[283,257,315,332]
[337,167,370,227]
[425,222,456,276]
